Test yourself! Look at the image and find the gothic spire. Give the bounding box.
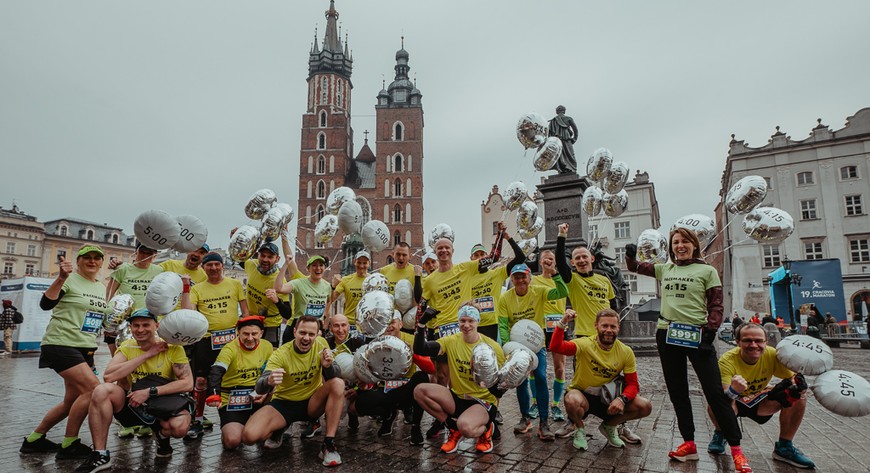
[322,0,342,53]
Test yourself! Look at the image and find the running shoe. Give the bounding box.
[264,430,284,449]
[773,441,815,469]
[73,451,111,473]
[117,426,136,439]
[555,422,576,439]
[319,444,342,467]
[707,430,726,454]
[184,421,203,442]
[201,417,214,429]
[410,425,424,446]
[378,411,395,437]
[402,406,414,425]
[618,424,642,444]
[668,441,699,462]
[537,421,555,442]
[302,420,322,439]
[19,436,60,453]
[494,411,504,425]
[528,403,539,419]
[440,429,462,454]
[475,423,494,453]
[56,439,92,460]
[598,423,625,448]
[551,405,565,422]
[572,426,588,450]
[136,426,153,438]
[513,416,532,434]
[426,421,444,438]
[155,432,173,458]
[733,453,753,473]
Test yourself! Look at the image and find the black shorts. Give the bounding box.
[38,345,96,373]
[218,405,260,427]
[269,399,313,427]
[427,328,447,363]
[578,391,615,422]
[191,337,221,378]
[478,324,499,343]
[735,395,774,425]
[114,395,194,427]
[450,392,498,425]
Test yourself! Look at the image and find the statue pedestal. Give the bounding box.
[536,172,589,250]
[618,312,659,357]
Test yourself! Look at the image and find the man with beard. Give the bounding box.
[241,316,346,467]
[244,241,292,347]
[106,243,164,356]
[159,244,209,287]
[325,251,370,333]
[549,308,652,451]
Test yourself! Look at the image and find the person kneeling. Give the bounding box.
[240,316,345,467]
[549,308,652,451]
[75,309,194,473]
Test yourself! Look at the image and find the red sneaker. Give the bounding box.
[733,453,753,473]
[441,429,462,454]
[475,423,494,453]
[668,441,700,462]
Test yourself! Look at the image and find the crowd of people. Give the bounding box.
[14,223,818,472]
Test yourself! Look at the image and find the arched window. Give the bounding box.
[317,132,326,150]
[405,230,412,245]
[307,181,313,198]
[405,203,412,223]
[317,156,326,174]
[111,234,119,244]
[320,77,328,105]
[393,204,402,223]
[305,206,312,224]
[319,110,327,127]
[307,156,313,174]
[408,155,413,172]
[406,178,412,197]
[394,154,403,173]
[329,155,334,172]
[393,231,401,245]
[394,178,402,197]
[383,205,389,221]
[58,225,68,236]
[317,180,326,199]
[394,122,404,141]
[306,233,312,247]
[316,205,325,222]
[329,180,335,192]
[85,229,94,240]
[384,179,390,197]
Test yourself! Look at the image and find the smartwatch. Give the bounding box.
[149,386,159,398]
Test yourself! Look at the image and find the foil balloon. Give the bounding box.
[244,189,277,220]
[361,220,390,253]
[337,200,363,235]
[510,319,545,352]
[173,215,208,253]
[516,112,548,149]
[725,175,768,214]
[365,336,413,381]
[353,346,378,386]
[273,203,295,227]
[496,348,534,390]
[104,293,134,333]
[157,309,209,346]
[145,272,183,316]
[602,161,630,195]
[742,207,795,243]
[581,187,603,217]
[393,279,415,312]
[775,335,834,376]
[314,215,339,244]
[362,273,390,294]
[516,201,538,230]
[533,136,563,171]
[228,225,260,261]
[428,223,455,248]
[603,190,629,218]
[471,343,500,388]
[503,181,528,211]
[115,320,134,346]
[260,206,289,242]
[326,187,356,215]
[401,307,417,331]
[517,238,538,256]
[671,214,716,249]
[334,352,356,384]
[518,216,544,240]
[636,229,669,264]
[355,290,393,337]
[811,370,870,417]
[134,210,180,250]
[586,148,613,182]
[501,341,539,371]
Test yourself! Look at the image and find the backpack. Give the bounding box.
[12,310,23,325]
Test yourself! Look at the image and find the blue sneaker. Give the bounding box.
[773,441,815,469]
[707,430,726,454]
[528,404,539,419]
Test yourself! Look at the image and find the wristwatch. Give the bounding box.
[618,395,630,404]
[149,386,159,398]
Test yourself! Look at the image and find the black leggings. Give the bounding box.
[354,371,429,425]
[656,329,741,445]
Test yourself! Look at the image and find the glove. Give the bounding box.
[624,244,637,261]
[488,386,507,399]
[786,373,808,404]
[419,307,440,325]
[205,394,221,408]
[477,256,494,272]
[701,325,717,346]
[768,373,806,408]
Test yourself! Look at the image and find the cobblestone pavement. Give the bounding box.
[2,340,869,472]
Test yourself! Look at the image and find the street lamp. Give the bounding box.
[782,258,803,330]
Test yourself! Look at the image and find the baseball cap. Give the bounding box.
[258,242,279,255]
[129,308,158,321]
[307,255,327,266]
[199,243,210,253]
[423,252,436,263]
[354,250,371,262]
[470,244,487,257]
[457,305,480,322]
[77,245,105,258]
[510,263,531,276]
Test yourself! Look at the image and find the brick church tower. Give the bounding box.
[296,1,424,273]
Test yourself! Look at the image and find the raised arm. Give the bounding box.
[555,224,573,282]
[624,244,655,278]
[273,258,297,294]
[549,309,578,355]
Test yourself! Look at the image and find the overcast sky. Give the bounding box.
[2,1,869,264]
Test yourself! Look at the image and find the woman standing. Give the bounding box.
[19,245,108,460]
[625,229,751,473]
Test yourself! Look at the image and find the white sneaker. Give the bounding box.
[618,424,642,444]
[264,429,284,449]
[554,422,576,438]
[319,445,342,467]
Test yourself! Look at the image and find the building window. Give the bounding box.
[3,262,12,275]
[394,178,402,197]
[588,224,599,241]
[58,225,68,236]
[624,273,638,292]
[840,165,858,180]
[394,123,403,141]
[111,234,119,244]
[614,247,626,266]
[5,242,15,254]
[319,111,327,127]
[405,203,412,223]
[804,241,824,260]
[763,177,772,189]
[317,156,326,175]
[317,181,326,199]
[394,154,403,172]
[394,89,406,103]
[25,264,35,276]
[317,132,326,150]
[393,205,402,223]
[850,238,870,263]
[614,222,630,240]
[85,229,95,240]
[320,77,328,105]
[394,231,401,246]
[316,205,325,222]
[336,81,343,108]
[27,244,36,256]
[800,199,817,220]
[406,178,412,197]
[762,245,781,267]
[57,250,66,261]
[796,171,814,186]
[845,195,863,216]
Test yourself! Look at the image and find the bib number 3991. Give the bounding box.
[665,322,701,348]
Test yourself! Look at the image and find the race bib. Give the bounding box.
[80,311,104,334]
[305,303,325,318]
[438,322,460,338]
[383,379,409,393]
[211,328,237,350]
[474,296,494,313]
[737,389,769,409]
[348,325,358,337]
[545,314,562,333]
[227,388,254,411]
[665,322,701,348]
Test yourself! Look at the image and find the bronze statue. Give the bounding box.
[548,105,579,174]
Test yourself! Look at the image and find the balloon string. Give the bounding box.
[704,236,753,260]
[702,217,735,254]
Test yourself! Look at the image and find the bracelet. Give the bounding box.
[554,321,567,330]
[726,386,740,400]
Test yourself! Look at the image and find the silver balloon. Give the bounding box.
[811,370,870,417]
[337,200,363,235]
[362,273,389,294]
[637,229,669,264]
[274,203,295,227]
[516,202,538,230]
[361,220,390,252]
[314,215,339,244]
[401,306,417,331]
[353,346,378,385]
[334,352,356,384]
[775,335,834,375]
[104,293,134,333]
[393,279,415,312]
[725,175,768,215]
[742,207,795,243]
[326,187,356,216]
[496,348,534,390]
[244,189,277,220]
[260,206,290,242]
[173,214,209,253]
[471,342,500,388]
[510,319,545,352]
[516,112,548,149]
[428,223,455,248]
[355,290,394,338]
[517,237,538,255]
[115,320,134,346]
[134,210,180,250]
[365,335,413,381]
[603,190,629,217]
[671,214,716,249]
[581,186,603,217]
[533,137,563,171]
[228,225,260,262]
[518,216,544,240]
[602,161,630,195]
[503,181,528,211]
[586,148,613,182]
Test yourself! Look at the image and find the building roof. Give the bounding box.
[355,140,376,163]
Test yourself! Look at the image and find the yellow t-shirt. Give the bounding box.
[437,333,504,405]
[266,337,330,401]
[378,263,416,294]
[568,337,636,391]
[159,259,207,285]
[422,260,478,328]
[498,284,558,331]
[533,275,567,316]
[566,273,615,337]
[189,278,246,334]
[214,337,274,406]
[111,263,164,311]
[118,339,189,386]
[244,260,289,327]
[718,346,794,397]
[467,266,509,327]
[397,331,417,380]
[335,273,365,325]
